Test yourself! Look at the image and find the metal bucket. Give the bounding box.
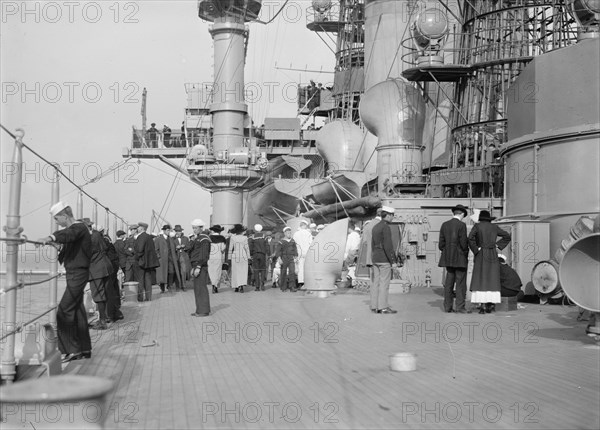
[390,353,417,372]
[122,281,138,302]
[559,233,600,312]
[531,260,560,295]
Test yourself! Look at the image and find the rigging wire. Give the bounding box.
[254,0,290,25]
[1,123,128,224]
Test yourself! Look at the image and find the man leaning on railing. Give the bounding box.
[37,201,93,363]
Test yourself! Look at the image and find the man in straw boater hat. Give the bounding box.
[37,201,92,362]
[186,219,211,316]
[370,206,399,314]
[438,204,471,314]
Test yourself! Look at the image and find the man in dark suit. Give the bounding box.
[155,225,179,293]
[37,202,92,363]
[124,225,138,282]
[438,204,470,313]
[173,224,190,291]
[371,206,398,314]
[88,223,114,330]
[134,222,160,301]
[114,230,129,275]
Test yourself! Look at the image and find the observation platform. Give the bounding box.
[402,64,474,82]
[14,278,597,429]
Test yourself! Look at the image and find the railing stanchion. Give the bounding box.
[93,200,98,226]
[104,208,110,235]
[113,214,118,242]
[49,170,60,329]
[76,191,83,219]
[1,129,25,384]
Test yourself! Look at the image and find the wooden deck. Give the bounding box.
[4,278,599,429]
[53,283,599,430]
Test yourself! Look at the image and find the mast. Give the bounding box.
[188,0,266,228]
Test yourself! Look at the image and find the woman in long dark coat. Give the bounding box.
[468,210,511,313]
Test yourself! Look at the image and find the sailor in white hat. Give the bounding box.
[37,201,93,362]
[188,218,211,317]
[278,225,298,292]
[191,218,206,228]
[249,224,269,291]
[293,218,313,288]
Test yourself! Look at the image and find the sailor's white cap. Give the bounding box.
[283,226,292,232]
[381,205,395,214]
[498,254,507,262]
[191,219,206,227]
[309,223,317,228]
[254,224,263,232]
[299,219,309,226]
[50,201,68,217]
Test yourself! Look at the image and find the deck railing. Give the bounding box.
[0,126,129,383]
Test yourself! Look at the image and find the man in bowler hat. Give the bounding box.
[134,222,160,301]
[438,204,470,313]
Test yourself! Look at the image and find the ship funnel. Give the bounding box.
[559,233,600,312]
[303,218,349,292]
[359,78,426,195]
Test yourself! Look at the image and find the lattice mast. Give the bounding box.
[449,1,578,169]
[306,0,366,123]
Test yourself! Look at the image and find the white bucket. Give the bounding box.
[123,281,139,302]
[390,352,417,372]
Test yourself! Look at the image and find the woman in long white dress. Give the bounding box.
[207,225,226,293]
[228,224,250,293]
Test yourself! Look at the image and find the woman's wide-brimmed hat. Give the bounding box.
[210,224,225,233]
[478,210,496,221]
[230,224,246,234]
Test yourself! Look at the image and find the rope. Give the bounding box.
[255,0,290,25]
[0,273,63,295]
[328,177,350,218]
[0,306,58,342]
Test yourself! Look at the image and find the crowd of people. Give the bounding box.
[37,204,335,364]
[144,122,188,148]
[39,199,525,364]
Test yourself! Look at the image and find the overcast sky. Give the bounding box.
[1,0,334,247]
